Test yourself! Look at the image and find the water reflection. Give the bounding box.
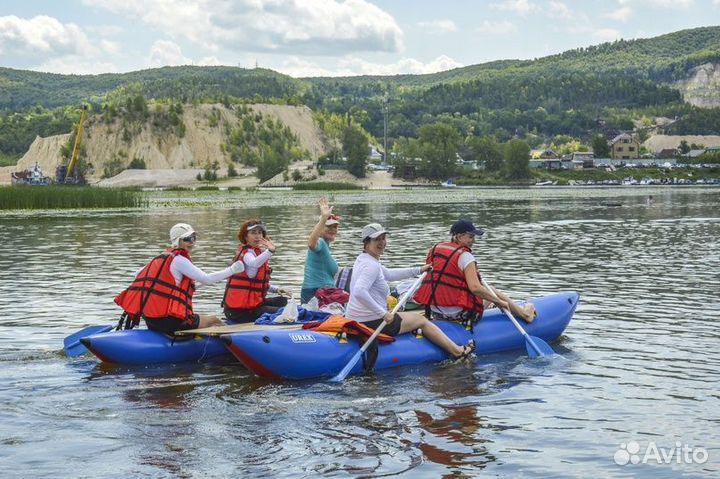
[1,189,719,477]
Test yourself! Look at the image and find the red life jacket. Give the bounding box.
[114,248,196,321]
[414,242,484,315]
[223,245,271,310]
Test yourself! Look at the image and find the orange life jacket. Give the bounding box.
[413,242,484,315]
[302,315,395,343]
[114,248,196,321]
[223,245,271,310]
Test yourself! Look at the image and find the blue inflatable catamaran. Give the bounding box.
[223,291,579,380]
[77,292,578,376]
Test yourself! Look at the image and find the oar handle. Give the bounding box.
[356,271,427,355]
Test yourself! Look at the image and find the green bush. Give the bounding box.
[128,157,146,169]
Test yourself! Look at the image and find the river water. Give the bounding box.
[0,187,718,478]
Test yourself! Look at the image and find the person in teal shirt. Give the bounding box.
[301,198,340,303]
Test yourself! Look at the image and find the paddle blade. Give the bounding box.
[330,350,362,382]
[64,325,113,357]
[525,335,554,358]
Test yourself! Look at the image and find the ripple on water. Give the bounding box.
[1,189,719,477]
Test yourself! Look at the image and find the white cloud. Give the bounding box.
[417,19,457,34]
[619,0,694,8]
[197,56,227,66]
[146,40,191,68]
[0,15,92,57]
[547,1,573,20]
[646,0,694,8]
[100,39,122,56]
[594,28,622,42]
[276,54,463,77]
[603,6,634,22]
[475,20,517,35]
[490,0,538,15]
[82,0,404,55]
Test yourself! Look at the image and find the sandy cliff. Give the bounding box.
[3,103,331,186]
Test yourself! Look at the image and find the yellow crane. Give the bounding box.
[57,105,88,184]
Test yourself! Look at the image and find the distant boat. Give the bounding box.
[441,179,456,188]
[535,180,556,186]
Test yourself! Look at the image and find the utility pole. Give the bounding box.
[383,95,389,166]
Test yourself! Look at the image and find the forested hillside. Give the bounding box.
[2,26,720,168]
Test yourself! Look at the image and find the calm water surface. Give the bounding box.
[0,188,718,478]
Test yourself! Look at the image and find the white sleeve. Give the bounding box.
[352,261,387,318]
[382,265,421,282]
[243,249,273,278]
[457,252,476,272]
[170,256,236,285]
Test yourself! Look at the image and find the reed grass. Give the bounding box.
[0,186,147,210]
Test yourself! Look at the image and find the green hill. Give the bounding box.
[2,26,720,165]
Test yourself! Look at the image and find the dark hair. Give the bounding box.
[238,218,266,244]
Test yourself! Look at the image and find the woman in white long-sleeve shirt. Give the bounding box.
[345,223,476,361]
[222,219,289,323]
[115,223,245,334]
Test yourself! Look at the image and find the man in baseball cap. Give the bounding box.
[415,217,537,325]
[449,218,484,238]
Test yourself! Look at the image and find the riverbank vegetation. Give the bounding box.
[0,186,147,210]
[2,26,720,187]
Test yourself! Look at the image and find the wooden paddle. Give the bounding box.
[174,322,304,337]
[330,272,427,382]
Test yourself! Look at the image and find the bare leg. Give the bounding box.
[395,312,467,358]
[198,314,224,328]
[491,288,536,323]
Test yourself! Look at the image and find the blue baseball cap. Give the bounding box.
[450,219,485,237]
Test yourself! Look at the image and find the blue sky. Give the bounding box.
[0,0,718,76]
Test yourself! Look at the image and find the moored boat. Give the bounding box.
[223,291,579,380]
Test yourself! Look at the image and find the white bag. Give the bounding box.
[319,302,345,315]
[304,296,320,311]
[273,296,299,323]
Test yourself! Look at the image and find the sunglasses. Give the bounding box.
[181,234,197,243]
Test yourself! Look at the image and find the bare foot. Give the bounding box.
[522,304,537,323]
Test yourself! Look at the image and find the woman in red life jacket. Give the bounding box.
[114,223,245,334]
[223,219,289,323]
[414,218,536,324]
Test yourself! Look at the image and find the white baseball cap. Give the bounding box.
[361,223,388,241]
[170,223,196,247]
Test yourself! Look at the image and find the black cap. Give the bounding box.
[450,219,485,237]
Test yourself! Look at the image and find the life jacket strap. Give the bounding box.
[116,311,141,331]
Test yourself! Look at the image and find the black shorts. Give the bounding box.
[362,314,403,337]
[146,314,200,334]
[224,297,288,324]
